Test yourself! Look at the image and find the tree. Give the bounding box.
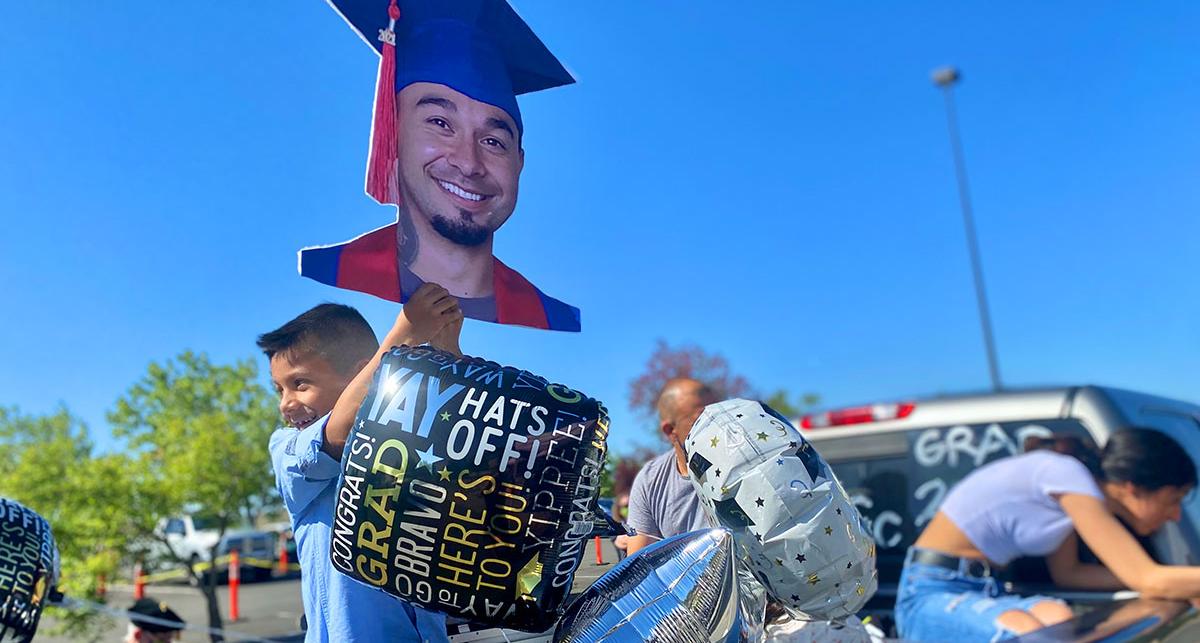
[628,340,754,418]
[108,351,278,642]
[611,453,649,499]
[628,340,821,438]
[0,406,145,642]
[596,449,657,500]
[763,390,822,420]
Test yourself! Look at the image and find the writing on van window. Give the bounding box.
[851,494,903,549]
[834,420,1088,555]
[914,423,1053,469]
[902,423,1053,542]
[913,478,945,529]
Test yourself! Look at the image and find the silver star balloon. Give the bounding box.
[555,528,765,642]
[765,613,877,642]
[685,399,878,621]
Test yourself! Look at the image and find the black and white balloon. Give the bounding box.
[330,346,612,632]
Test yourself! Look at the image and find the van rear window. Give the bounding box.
[821,419,1093,587]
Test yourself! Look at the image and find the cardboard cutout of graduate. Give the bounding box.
[300,0,581,332]
[330,346,611,631]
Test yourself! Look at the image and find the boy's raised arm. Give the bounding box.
[430,311,464,357]
[322,283,462,458]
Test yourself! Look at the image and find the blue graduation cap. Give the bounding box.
[326,0,576,204]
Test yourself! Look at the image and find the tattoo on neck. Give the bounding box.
[396,208,418,267]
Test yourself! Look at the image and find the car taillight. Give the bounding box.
[801,402,915,429]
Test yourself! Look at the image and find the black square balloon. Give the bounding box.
[329,346,611,631]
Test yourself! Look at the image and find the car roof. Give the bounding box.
[799,383,1200,444]
[800,385,1081,442]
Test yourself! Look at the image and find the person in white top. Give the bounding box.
[897,428,1200,641]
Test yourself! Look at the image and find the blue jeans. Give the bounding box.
[895,547,1063,642]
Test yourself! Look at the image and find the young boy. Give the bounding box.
[259,284,462,642]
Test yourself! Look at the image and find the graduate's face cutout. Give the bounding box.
[395,82,524,247]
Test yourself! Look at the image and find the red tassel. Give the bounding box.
[366,0,402,204]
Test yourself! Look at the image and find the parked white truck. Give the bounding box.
[420,384,1200,642]
[152,515,276,583]
[802,384,1200,640]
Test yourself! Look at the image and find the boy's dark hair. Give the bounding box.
[256,304,378,375]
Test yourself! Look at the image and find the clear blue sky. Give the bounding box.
[2,2,1197,455]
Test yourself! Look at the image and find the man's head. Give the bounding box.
[256,304,378,429]
[656,378,718,452]
[125,598,184,642]
[396,82,523,248]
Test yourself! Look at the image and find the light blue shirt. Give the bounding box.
[269,417,447,643]
[939,450,1104,565]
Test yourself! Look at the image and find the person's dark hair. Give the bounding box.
[1025,428,1197,491]
[1100,428,1197,490]
[256,303,378,375]
[1024,434,1104,478]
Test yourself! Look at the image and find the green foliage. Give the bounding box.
[763,390,821,420]
[597,449,658,507]
[0,406,134,641]
[107,351,278,639]
[597,457,615,499]
[108,351,278,528]
[0,351,279,641]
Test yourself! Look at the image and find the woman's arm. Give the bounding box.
[1046,531,1125,591]
[1062,493,1200,599]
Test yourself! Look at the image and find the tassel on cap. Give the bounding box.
[366,0,401,204]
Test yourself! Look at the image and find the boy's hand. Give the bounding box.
[326,283,459,459]
[431,311,464,357]
[396,283,459,345]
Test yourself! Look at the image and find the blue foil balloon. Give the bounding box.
[555,528,765,642]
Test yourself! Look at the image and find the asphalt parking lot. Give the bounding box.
[37,539,624,642]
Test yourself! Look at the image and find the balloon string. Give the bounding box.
[51,596,272,642]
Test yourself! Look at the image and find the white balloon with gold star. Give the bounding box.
[685,399,878,621]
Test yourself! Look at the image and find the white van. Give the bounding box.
[800,385,1200,635]
[447,385,1200,641]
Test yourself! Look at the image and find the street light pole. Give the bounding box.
[931,67,1002,392]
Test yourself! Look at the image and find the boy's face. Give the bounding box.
[269,351,356,429]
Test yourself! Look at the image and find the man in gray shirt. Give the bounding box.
[626,378,718,555]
